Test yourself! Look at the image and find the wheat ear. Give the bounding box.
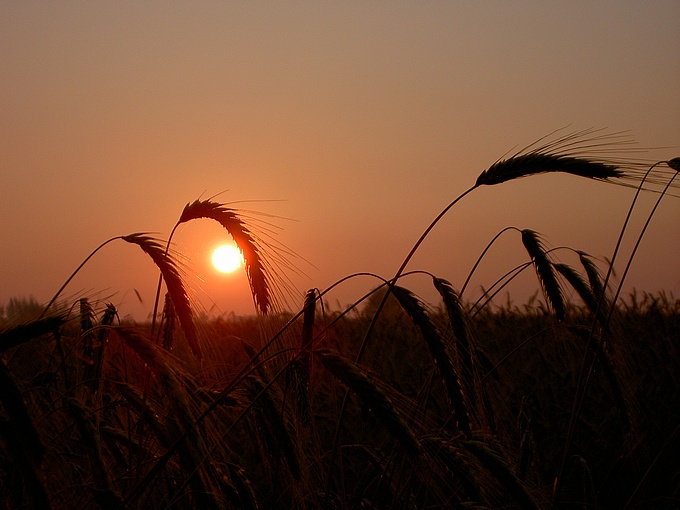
[554,264,602,322]
[475,128,640,187]
[160,292,176,352]
[463,440,540,510]
[521,230,565,320]
[577,251,608,311]
[122,234,200,359]
[246,375,301,480]
[289,288,316,425]
[66,398,125,507]
[391,285,472,439]
[84,303,117,394]
[0,315,65,353]
[314,348,421,457]
[432,277,478,414]
[176,199,272,314]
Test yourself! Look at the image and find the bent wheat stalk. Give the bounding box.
[151,199,276,334]
[122,234,200,360]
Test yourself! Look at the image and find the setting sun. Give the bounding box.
[211,244,243,273]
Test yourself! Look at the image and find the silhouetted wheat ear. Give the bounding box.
[115,327,197,438]
[554,263,609,329]
[114,381,175,446]
[289,288,315,425]
[668,157,680,171]
[160,292,176,352]
[84,303,116,394]
[177,199,271,314]
[476,152,622,186]
[577,252,606,304]
[421,437,483,502]
[79,298,95,360]
[0,315,65,353]
[65,398,122,502]
[246,376,301,480]
[432,277,477,414]
[558,455,595,508]
[392,285,472,439]
[521,230,565,321]
[314,348,422,457]
[463,440,540,510]
[114,328,222,504]
[554,264,596,314]
[122,233,200,359]
[227,462,260,510]
[474,128,638,187]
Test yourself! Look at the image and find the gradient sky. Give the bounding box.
[2,2,679,319]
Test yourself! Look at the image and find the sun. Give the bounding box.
[211,244,243,273]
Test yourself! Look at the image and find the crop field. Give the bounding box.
[1,131,678,509]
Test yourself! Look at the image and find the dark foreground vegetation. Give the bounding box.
[0,290,678,509]
[2,130,678,508]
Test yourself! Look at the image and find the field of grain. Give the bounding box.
[1,131,678,509]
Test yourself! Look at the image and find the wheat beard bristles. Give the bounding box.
[474,128,651,187]
[177,199,272,315]
[476,153,622,186]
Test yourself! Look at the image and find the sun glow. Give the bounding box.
[211,244,243,273]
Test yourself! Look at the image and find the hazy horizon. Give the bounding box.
[2,2,679,320]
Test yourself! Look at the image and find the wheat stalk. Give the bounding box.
[122,233,200,360]
[314,348,421,458]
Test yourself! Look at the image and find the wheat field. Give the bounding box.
[1,131,679,509]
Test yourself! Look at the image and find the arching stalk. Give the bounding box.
[41,236,124,318]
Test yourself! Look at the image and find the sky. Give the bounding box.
[1,2,679,320]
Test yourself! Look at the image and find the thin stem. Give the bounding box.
[40,236,123,318]
[460,226,521,297]
[150,222,180,336]
[555,161,668,501]
[323,184,477,509]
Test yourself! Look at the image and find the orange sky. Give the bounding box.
[2,2,679,319]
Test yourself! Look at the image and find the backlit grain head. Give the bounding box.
[177,199,273,314]
[475,128,650,188]
[122,233,200,359]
